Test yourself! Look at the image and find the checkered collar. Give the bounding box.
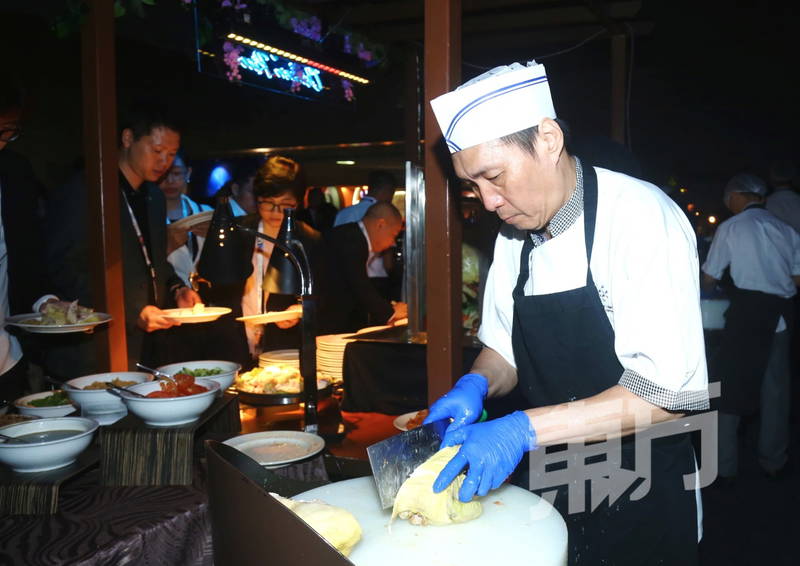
[529,157,584,247]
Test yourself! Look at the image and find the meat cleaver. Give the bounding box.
[367,418,449,509]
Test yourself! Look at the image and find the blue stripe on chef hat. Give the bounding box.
[445,75,549,144]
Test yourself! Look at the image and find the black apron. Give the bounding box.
[510,165,697,566]
[709,205,792,415]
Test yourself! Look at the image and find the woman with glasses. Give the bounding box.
[237,159,321,360]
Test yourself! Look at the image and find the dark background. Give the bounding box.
[1,0,798,224]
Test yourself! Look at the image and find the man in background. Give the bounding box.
[334,170,400,301]
[321,202,407,333]
[0,84,47,402]
[45,102,201,376]
[703,173,800,483]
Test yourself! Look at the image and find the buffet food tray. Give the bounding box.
[235,382,332,406]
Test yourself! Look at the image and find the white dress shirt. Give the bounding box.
[702,205,800,299]
[766,188,800,234]
[479,166,709,412]
[0,180,23,375]
[241,220,274,357]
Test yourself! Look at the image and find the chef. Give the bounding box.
[424,61,709,565]
[702,174,800,482]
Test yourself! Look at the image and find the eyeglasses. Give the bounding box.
[256,199,296,212]
[0,127,21,143]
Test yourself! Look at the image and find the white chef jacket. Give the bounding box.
[478,166,709,412]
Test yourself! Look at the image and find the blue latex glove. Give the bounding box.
[433,411,537,502]
[423,373,488,432]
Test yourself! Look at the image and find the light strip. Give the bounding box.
[227,33,370,84]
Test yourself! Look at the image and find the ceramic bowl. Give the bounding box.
[119,379,220,427]
[156,360,240,393]
[15,391,77,418]
[65,372,152,415]
[0,416,98,472]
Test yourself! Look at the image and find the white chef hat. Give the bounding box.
[724,173,768,199]
[430,60,556,154]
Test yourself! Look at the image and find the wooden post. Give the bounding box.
[610,33,627,145]
[81,0,128,371]
[424,0,462,403]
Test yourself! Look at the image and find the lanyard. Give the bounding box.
[121,190,159,304]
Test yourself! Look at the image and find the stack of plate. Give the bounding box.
[259,349,300,369]
[315,334,355,384]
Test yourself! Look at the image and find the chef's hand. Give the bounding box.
[137,305,177,332]
[433,411,537,502]
[423,373,488,432]
[175,287,201,308]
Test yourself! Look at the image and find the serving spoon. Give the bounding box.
[135,363,172,380]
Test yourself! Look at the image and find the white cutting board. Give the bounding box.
[295,477,567,566]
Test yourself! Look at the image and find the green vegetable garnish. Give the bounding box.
[178,367,224,377]
[28,391,70,407]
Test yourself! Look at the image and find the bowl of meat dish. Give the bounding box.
[156,360,240,393]
[65,372,152,415]
[15,390,78,418]
[119,374,220,426]
[0,416,99,473]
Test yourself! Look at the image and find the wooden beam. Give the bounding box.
[81,0,128,371]
[424,0,462,404]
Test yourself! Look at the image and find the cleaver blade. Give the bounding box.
[367,418,449,509]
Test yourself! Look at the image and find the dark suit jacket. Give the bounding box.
[44,170,182,375]
[318,222,394,334]
[0,150,47,315]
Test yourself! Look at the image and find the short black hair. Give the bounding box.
[253,177,305,204]
[499,118,571,156]
[119,99,183,141]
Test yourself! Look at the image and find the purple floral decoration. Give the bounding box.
[341,79,354,102]
[290,16,322,42]
[223,41,243,81]
[356,43,373,63]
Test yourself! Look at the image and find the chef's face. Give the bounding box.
[257,191,298,230]
[452,121,568,231]
[122,126,181,184]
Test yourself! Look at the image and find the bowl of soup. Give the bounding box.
[0,417,98,473]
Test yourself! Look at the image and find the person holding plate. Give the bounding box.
[44,101,201,377]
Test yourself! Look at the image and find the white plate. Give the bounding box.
[6,312,112,334]
[236,310,302,325]
[162,306,231,323]
[167,210,213,231]
[356,325,392,335]
[223,431,325,469]
[392,409,427,432]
